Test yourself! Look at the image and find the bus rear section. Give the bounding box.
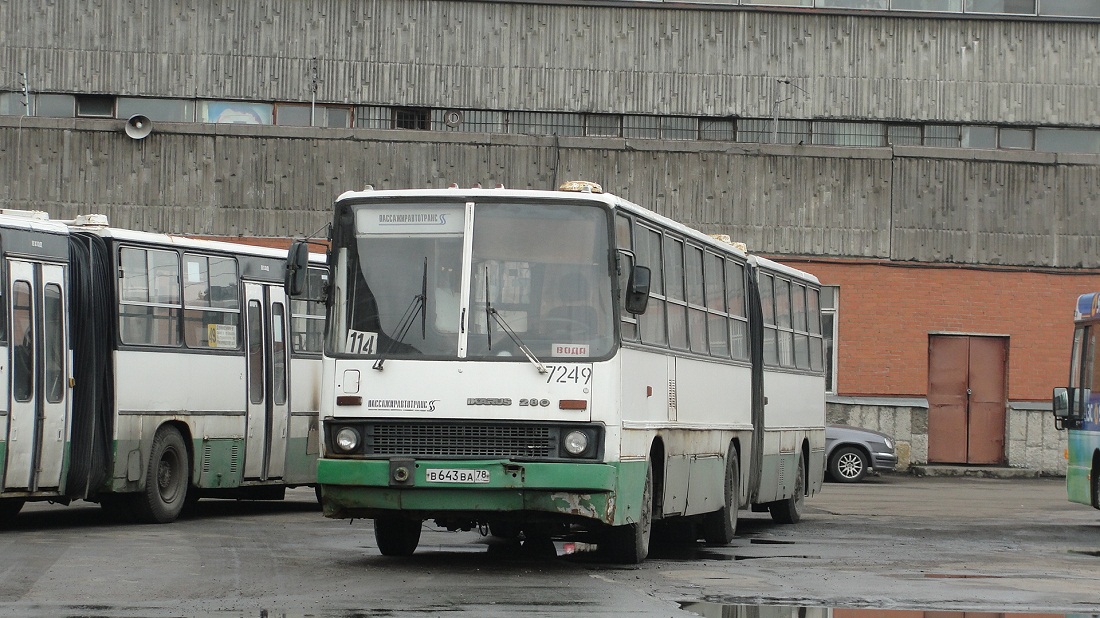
[0,216,326,525]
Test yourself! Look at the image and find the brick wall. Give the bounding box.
[784,258,1100,402]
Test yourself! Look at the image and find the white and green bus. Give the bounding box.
[0,211,326,525]
[289,182,825,563]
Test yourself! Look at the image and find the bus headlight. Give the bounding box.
[335,427,361,453]
[563,430,589,456]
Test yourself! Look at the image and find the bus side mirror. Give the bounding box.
[1053,387,1088,430]
[625,265,651,315]
[285,241,309,297]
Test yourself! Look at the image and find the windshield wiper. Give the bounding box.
[484,266,547,374]
[373,258,427,371]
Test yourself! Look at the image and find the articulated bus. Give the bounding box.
[0,211,326,525]
[1053,292,1100,508]
[288,182,825,563]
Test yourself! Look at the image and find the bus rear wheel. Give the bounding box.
[769,454,805,524]
[602,460,653,564]
[374,517,422,556]
[1091,460,1100,510]
[702,445,739,545]
[135,425,190,524]
[0,498,24,527]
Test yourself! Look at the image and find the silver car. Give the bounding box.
[825,424,898,483]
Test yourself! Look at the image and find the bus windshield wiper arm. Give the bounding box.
[373,259,427,371]
[487,309,547,374]
[483,266,546,374]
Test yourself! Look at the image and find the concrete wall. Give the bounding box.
[828,399,1068,475]
[3,117,1098,268]
[3,0,1098,125]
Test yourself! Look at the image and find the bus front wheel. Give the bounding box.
[374,517,422,556]
[602,460,653,564]
[769,454,805,524]
[135,425,190,524]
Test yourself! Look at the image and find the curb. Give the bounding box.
[908,465,1044,479]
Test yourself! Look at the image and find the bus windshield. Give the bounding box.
[334,199,615,361]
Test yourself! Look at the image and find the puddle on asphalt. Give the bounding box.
[1069,549,1100,557]
[922,573,1006,579]
[678,602,1095,618]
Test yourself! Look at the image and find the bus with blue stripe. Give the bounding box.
[1053,292,1100,508]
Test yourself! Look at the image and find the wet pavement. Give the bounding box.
[0,474,1097,616]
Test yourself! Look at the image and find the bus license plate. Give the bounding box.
[425,469,490,484]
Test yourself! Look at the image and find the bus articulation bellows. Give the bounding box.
[288,182,826,563]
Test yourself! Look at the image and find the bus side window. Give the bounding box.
[12,280,33,402]
[183,254,241,349]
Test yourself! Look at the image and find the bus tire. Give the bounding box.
[769,454,805,524]
[135,425,190,524]
[603,460,653,564]
[702,445,739,545]
[374,517,422,556]
[0,498,24,527]
[1092,459,1100,510]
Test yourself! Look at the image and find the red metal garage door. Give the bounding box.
[927,335,1007,465]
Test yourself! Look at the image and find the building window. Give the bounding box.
[813,121,885,147]
[888,125,922,146]
[816,0,889,8]
[586,114,621,137]
[1035,128,1100,154]
[76,94,114,118]
[924,125,961,147]
[506,111,583,136]
[0,92,24,116]
[966,0,1036,14]
[701,119,736,141]
[962,126,998,149]
[821,285,839,395]
[999,127,1034,150]
[738,118,811,145]
[892,0,963,10]
[393,107,431,130]
[34,93,75,118]
[116,97,195,122]
[1040,0,1100,17]
[200,101,273,124]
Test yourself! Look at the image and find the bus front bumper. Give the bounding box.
[317,458,629,525]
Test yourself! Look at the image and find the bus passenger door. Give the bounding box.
[3,260,68,492]
[242,283,290,481]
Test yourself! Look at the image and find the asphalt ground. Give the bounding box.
[0,473,1096,617]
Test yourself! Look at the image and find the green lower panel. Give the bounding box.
[1067,431,1098,507]
[282,436,318,485]
[195,438,244,489]
[319,458,649,527]
[1067,465,1091,506]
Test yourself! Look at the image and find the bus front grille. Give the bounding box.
[366,423,554,458]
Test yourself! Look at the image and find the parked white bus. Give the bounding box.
[0,211,326,525]
[288,182,825,563]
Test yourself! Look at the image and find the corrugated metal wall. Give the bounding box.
[2,0,1098,124]
[3,118,1097,268]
